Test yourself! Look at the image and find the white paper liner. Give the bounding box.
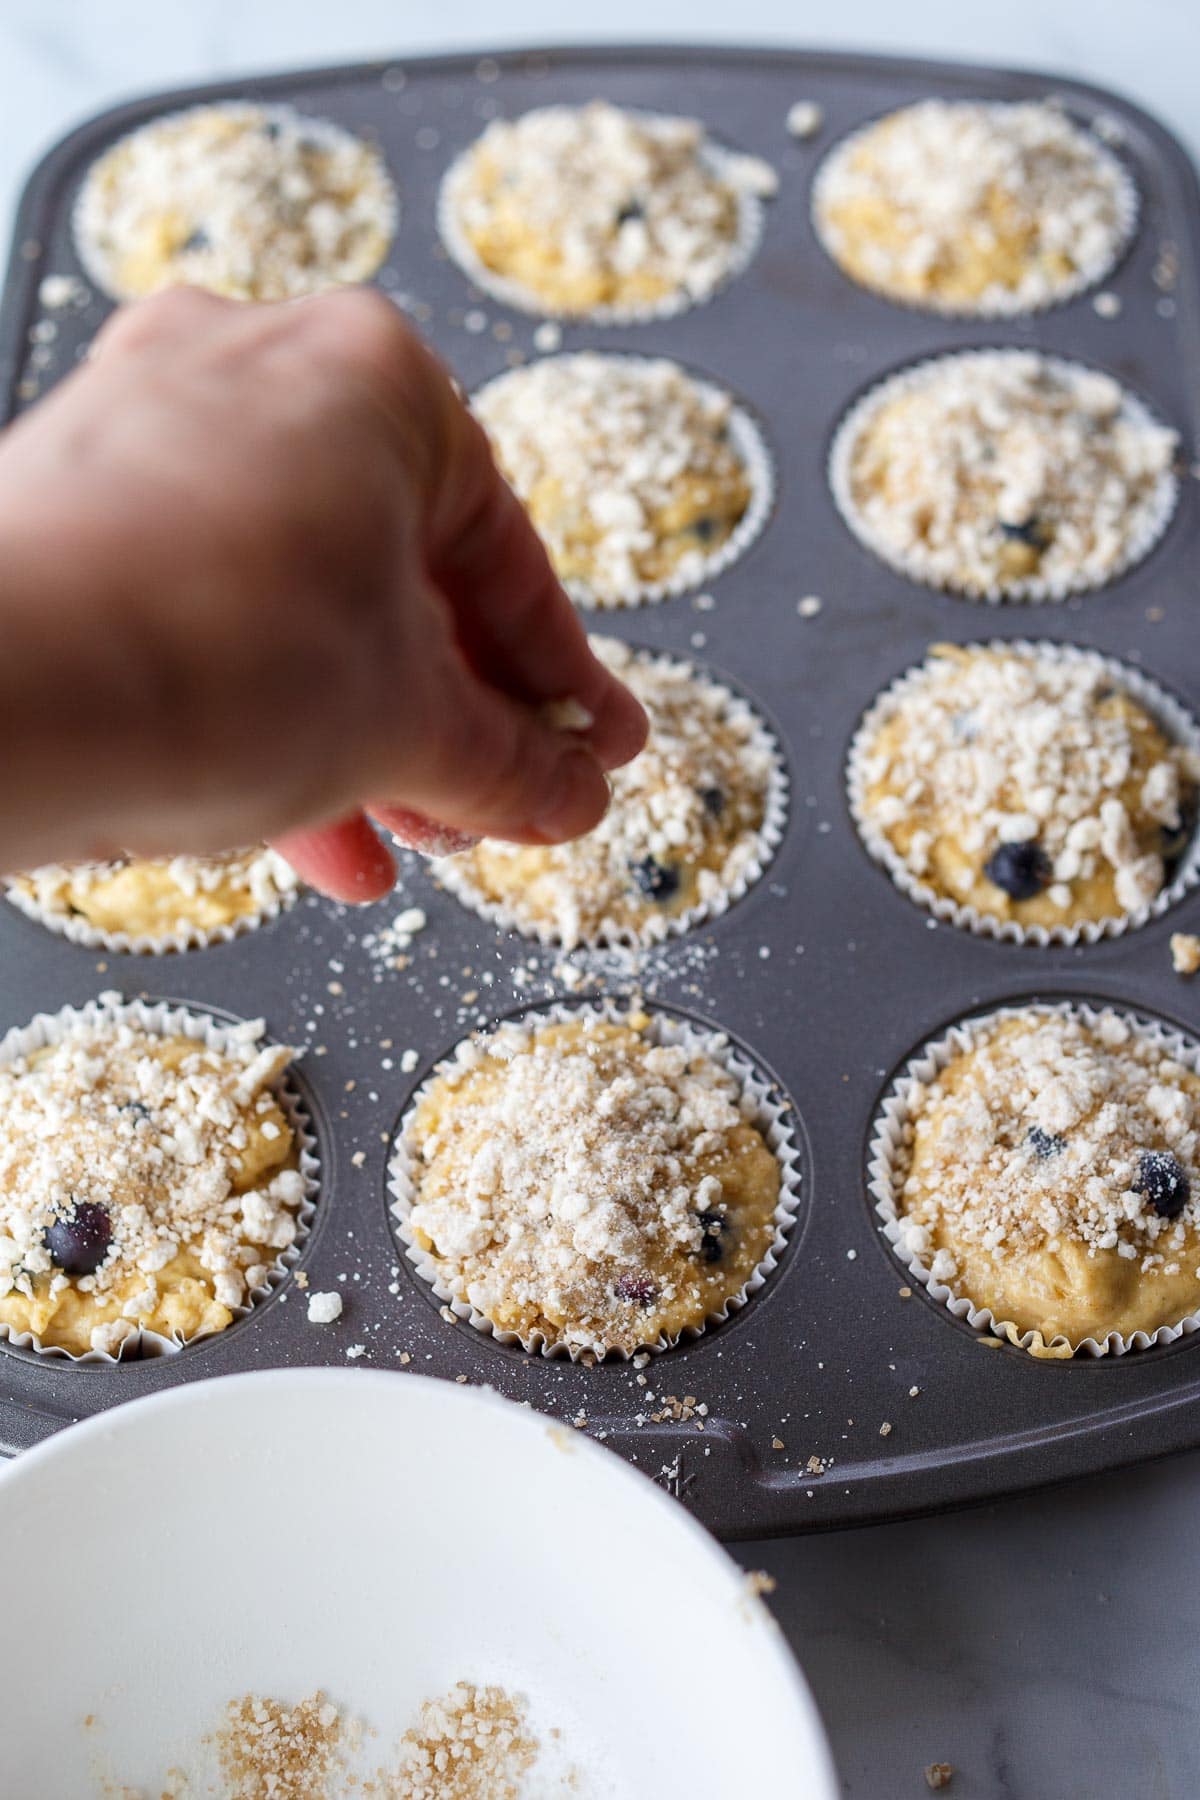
[434,643,789,949]
[437,110,767,326]
[387,997,803,1360]
[846,639,1200,946]
[827,348,1180,604]
[0,993,318,1364]
[472,355,775,610]
[810,101,1139,320]
[3,853,300,956]
[72,101,399,303]
[868,999,1200,1358]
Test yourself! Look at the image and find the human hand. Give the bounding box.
[0,286,647,899]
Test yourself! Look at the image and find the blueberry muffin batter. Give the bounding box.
[473,355,759,604]
[833,351,1177,600]
[855,644,1198,931]
[893,1007,1200,1350]
[399,1011,783,1356]
[75,103,396,301]
[0,1011,306,1355]
[10,847,298,943]
[814,99,1132,313]
[441,100,768,316]
[441,638,779,944]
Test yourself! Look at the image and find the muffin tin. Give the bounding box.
[0,44,1197,1539]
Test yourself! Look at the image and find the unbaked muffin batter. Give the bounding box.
[857,644,1198,930]
[11,847,298,942]
[75,103,396,301]
[834,352,1177,599]
[442,100,766,315]
[813,99,1132,313]
[0,1014,306,1355]
[401,1012,782,1355]
[474,355,757,603]
[442,638,778,944]
[893,1008,1200,1350]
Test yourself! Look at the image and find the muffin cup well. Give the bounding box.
[831,347,1180,608]
[434,644,789,949]
[387,997,803,1360]
[868,999,1200,1359]
[437,113,768,326]
[0,993,317,1364]
[72,101,399,303]
[4,852,301,956]
[811,103,1138,320]
[846,640,1200,946]
[472,356,775,609]
[827,349,1180,604]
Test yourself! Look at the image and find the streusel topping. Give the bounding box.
[400,1013,782,1355]
[443,638,778,944]
[0,1010,304,1355]
[75,103,396,301]
[444,100,767,315]
[814,99,1132,313]
[835,352,1177,598]
[12,846,298,941]
[894,1009,1200,1346]
[857,644,1198,929]
[474,354,757,602]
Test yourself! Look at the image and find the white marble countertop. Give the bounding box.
[2,5,1198,1795]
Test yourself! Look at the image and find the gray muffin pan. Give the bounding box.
[0,45,1197,1539]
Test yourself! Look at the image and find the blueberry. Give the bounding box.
[998,516,1048,548]
[630,857,680,902]
[697,1209,729,1265]
[1161,790,1198,871]
[984,839,1051,901]
[181,226,211,253]
[43,1202,112,1275]
[1027,1125,1066,1159]
[118,1099,152,1124]
[698,785,726,818]
[613,1273,658,1308]
[1134,1150,1191,1219]
[689,516,720,544]
[262,119,282,139]
[615,199,644,226]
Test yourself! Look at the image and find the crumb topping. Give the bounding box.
[387,1683,537,1800]
[1171,932,1200,976]
[815,99,1131,311]
[837,352,1177,598]
[212,1692,345,1800]
[14,847,298,939]
[0,1012,304,1354]
[401,1012,782,1355]
[76,103,395,301]
[445,637,778,945]
[446,100,760,314]
[474,354,756,602]
[858,644,1198,927]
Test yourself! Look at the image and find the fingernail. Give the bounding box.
[530,747,610,843]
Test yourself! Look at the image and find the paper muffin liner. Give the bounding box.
[827,348,1180,604]
[846,639,1200,946]
[472,355,775,610]
[868,999,1200,1358]
[810,102,1139,320]
[72,101,399,303]
[4,851,301,956]
[0,993,318,1364]
[437,111,768,326]
[434,642,789,949]
[387,996,803,1361]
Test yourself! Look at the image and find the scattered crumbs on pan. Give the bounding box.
[743,1569,777,1597]
[307,1290,343,1325]
[1092,289,1121,317]
[786,101,823,140]
[771,1435,786,1450]
[1171,933,1200,976]
[797,594,823,617]
[878,1421,892,1437]
[909,1386,921,1398]
[925,1762,955,1790]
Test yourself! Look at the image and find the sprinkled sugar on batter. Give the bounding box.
[474,354,760,603]
[893,1007,1200,1348]
[10,846,298,945]
[814,99,1133,313]
[399,1011,783,1356]
[0,1010,305,1356]
[856,643,1199,932]
[441,638,780,945]
[442,100,768,316]
[75,103,396,301]
[834,351,1178,599]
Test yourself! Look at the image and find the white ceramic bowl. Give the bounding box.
[0,1369,836,1798]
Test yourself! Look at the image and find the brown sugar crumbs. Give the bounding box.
[211,1692,345,1800]
[383,1683,538,1800]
